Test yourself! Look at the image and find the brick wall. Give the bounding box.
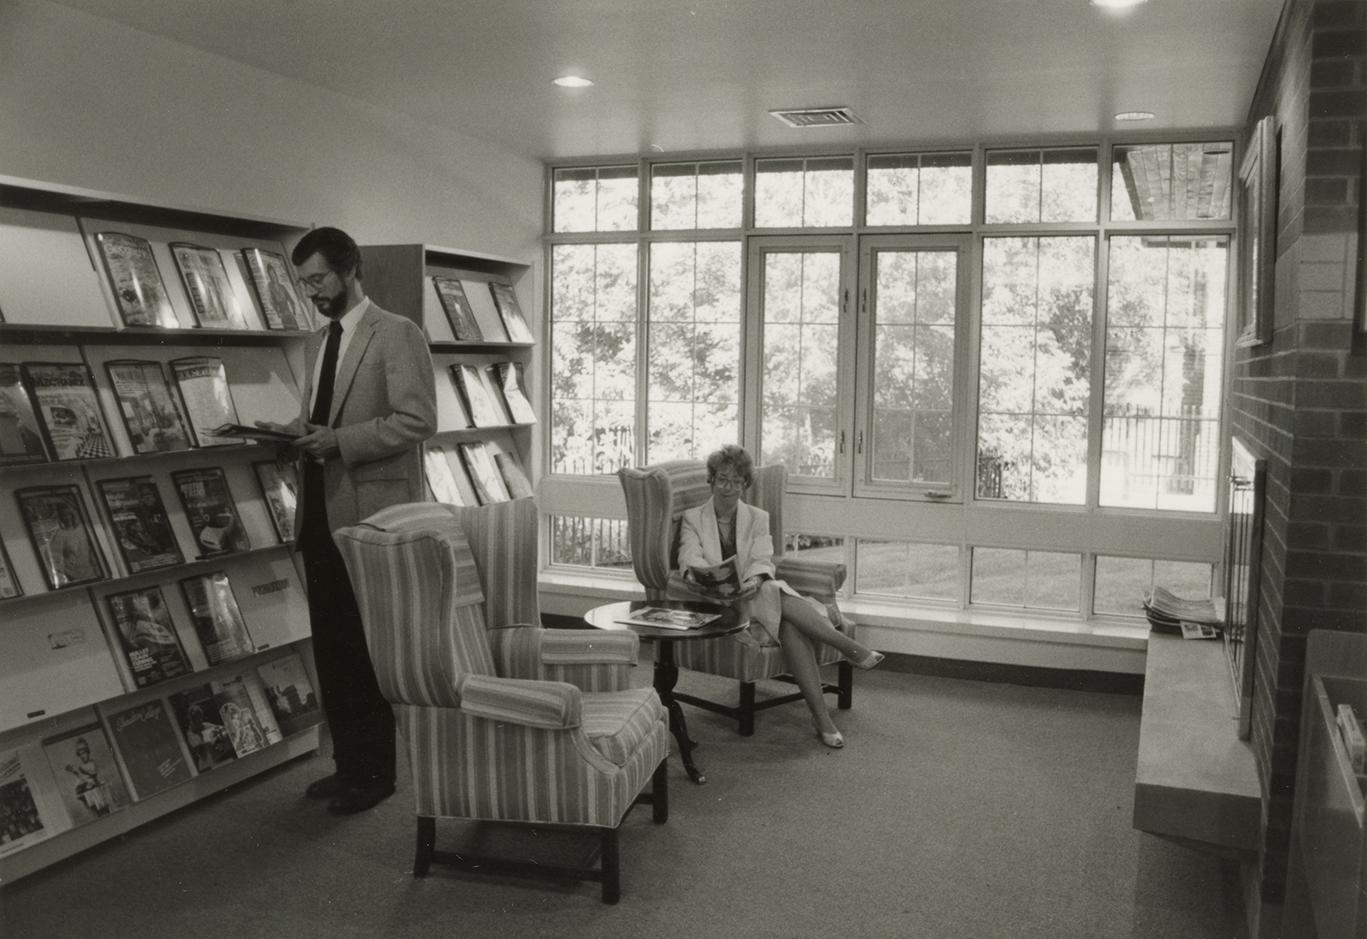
[1232,0,1366,918]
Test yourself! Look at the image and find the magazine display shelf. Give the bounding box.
[359,243,537,503]
[0,176,321,884]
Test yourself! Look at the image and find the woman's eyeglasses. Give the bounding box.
[712,475,747,491]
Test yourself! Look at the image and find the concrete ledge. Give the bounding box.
[1133,633,1261,854]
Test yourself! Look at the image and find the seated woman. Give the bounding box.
[677,444,883,749]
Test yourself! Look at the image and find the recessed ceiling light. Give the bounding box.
[553,75,593,88]
[1090,0,1148,8]
[1115,110,1156,122]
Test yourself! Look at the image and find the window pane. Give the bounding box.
[647,241,743,462]
[985,149,1097,223]
[971,547,1026,605]
[697,161,744,229]
[1111,142,1234,221]
[867,152,972,226]
[651,161,743,230]
[755,157,853,227]
[1095,556,1213,616]
[549,243,638,474]
[977,236,1094,503]
[760,250,841,479]
[870,249,958,485]
[920,153,974,224]
[971,547,1080,609]
[1101,236,1226,511]
[856,540,960,601]
[784,533,846,566]
[549,515,633,570]
[553,165,638,233]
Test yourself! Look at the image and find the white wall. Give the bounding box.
[0,0,543,263]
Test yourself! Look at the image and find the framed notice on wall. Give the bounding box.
[1236,115,1277,347]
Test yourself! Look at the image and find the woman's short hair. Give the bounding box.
[705,444,754,487]
[290,226,363,279]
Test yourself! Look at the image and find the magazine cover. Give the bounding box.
[41,723,129,827]
[94,232,179,329]
[614,606,721,630]
[489,282,534,343]
[104,359,192,453]
[494,451,534,499]
[490,361,536,424]
[103,585,192,688]
[15,484,109,590]
[458,442,511,505]
[0,362,49,465]
[168,683,238,771]
[0,539,21,599]
[686,555,742,596]
[0,745,64,857]
[252,460,298,543]
[96,476,184,573]
[210,675,278,757]
[241,247,312,331]
[180,571,255,665]
[450,364,504,427]
[432,276,483,340]
[170,356,242,446]
[20,361,117,460]
[104,699,194,799]
[169,243,248,329]
[171,467,250,557]
[256,652,323,738]
[424,446,469,505]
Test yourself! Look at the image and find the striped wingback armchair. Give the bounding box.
[618,461,853,736]
[333,497,669,903]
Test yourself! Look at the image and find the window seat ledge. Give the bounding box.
[1133,633,1261,855]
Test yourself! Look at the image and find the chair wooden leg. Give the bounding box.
[738,681,756,736]
[837,660,853,710]
[652,758,669,823]
[600,827,620,904]
[414,816,436,877]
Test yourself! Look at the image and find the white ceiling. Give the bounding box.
[53,0,1285,161]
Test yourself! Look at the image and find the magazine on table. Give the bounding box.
[171,467,250,557]
[94,231,179,329]
[103,585,192,688]
[614,606,721,630]
[180,571,255,665]
[241,247,312,331]
[489,282,534,343]
[432,276,483,341]
[103,699,195,799]
[252,460,299,543]
[15,484,109,590]
[96,475,184,573]
[171,356,242,447]
[0,362,49,465]
[21,361,117,460]
[168,683,238,772]
[104,359,193,453]
[40,723,130,827]
[169,242,249,329]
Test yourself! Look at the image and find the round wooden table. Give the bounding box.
[584,599,745,785]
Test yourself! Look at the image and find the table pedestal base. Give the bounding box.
[653,640,706,784]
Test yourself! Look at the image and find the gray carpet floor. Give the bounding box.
[1,661,1247,939]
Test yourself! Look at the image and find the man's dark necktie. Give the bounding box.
[310,320,343,426]
[302,320,342,543]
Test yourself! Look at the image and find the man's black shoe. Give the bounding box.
[328,780,396,815]
[305,774,351,800]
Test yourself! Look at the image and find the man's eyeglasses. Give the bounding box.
[297,271,333,293]
[712,475,747,491]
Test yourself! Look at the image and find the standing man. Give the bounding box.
[262,227,436,814]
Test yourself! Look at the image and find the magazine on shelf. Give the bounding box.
[614,606,721,631]
[210,673,282,757]
[686,555,742,597]
[256,652,323,738]
[96,475,184,573]
[489,361,536,424]
[0,744,67,857]
[252,460,298,542]
[169,243,249,330]
[489,282,534,343]
[241,247,312,331]
[15,484,109,590]
[424,445,468,505]
[41,722,130,828]
[103,698,195,799]
[432,276,482,341]
[170,356,242,447]
[180,571,255,665]
[104,359,192,453]
[0,362,49,465]
[0,539,21,599]
[21,361,117,460]
[93,231,179,329]
[1144,587,1220,623]
[103,585,192,688]
[458,441,511,505]
[449,364,503,427]
[493,451,534,499]
[171,467,250,557]
[168,683,238,772]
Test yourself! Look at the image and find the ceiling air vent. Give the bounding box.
[769,107,863,129]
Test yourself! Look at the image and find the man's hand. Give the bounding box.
[296,423,340,463]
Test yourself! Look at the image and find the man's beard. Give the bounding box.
[313,285,346,319]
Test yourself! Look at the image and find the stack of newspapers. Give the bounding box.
[1143,587,1222,638]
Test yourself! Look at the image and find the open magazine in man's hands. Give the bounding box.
[686,555,743,597]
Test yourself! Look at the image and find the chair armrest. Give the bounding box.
[775,555,847,601]
[488,626,639,680]
[457,674,582,730]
